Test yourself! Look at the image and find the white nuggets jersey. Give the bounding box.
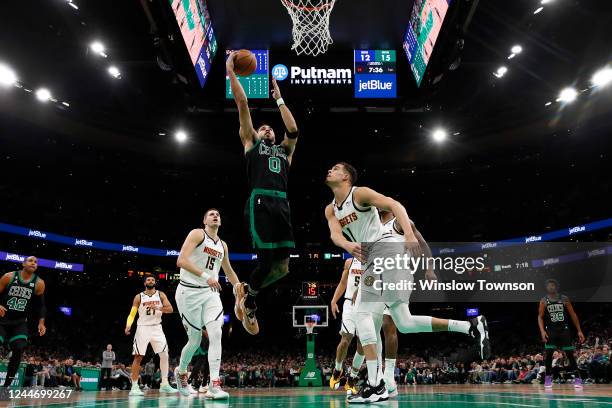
[333,187,386,243]
[344,258,363,299]
[384,217,405,238]
[137,291,162,326]
[179,230,225,286]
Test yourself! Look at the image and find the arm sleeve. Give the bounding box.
[126,306,138,327]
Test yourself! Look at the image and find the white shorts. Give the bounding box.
[383,307,391,316]
[339,299,358,336]
[133,324,167,355]
[175,284,224,334]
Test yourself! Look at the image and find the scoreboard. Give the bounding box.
[226,49,269,99]
[354,50,397,98]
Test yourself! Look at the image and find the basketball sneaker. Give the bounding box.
[469,315,491,359]
[128,384,144,397]
[544,375,553,389]
[330,368,347,390]
[347,379,388,404]
[234,282,245,321]
[159,383,178,394]
[205,379,229,399]
[574,377,583,389]
[199,385,209,393]
[345,375,358,395]
[174,367,191,396]
[386,380,398,398]
[239,296,260,335]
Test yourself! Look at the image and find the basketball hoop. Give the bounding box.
[305,321,317,334]
[280,0,337,56]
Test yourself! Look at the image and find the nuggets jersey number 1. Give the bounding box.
[333,187,386,243]
[137,291,162,326]
[344,258,363,299]
[179,230,225,286]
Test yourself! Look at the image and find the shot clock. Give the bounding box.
[354,50,397,98]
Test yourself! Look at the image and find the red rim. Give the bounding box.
[281,0,334,12]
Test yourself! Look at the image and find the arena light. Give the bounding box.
[175,130,188,143]
[534,6,544,14]
[0,63,17,87]
[35,88,52,102]
[591,67,612,88]
[432,128,448,143]
[557,87,578,103]
[108,66,121,79]
[544,101,552,106]
[90,41,107,58]
[493,66,508,78]
[541,0,554,4]
[66,0,79,10]
[511,45,523,54]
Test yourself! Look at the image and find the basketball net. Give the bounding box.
[280,0,336,56]
[305,321,316,334]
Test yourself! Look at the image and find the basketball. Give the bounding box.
[233,49,257,76]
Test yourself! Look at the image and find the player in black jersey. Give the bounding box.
[0,256,46,388]
[227,52,299,335]
[538,278,585,389]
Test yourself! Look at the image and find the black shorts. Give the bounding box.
[0,320,29,346]
[245,189,295,250]
[545,326,573,350]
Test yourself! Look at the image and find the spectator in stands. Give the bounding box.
[64,358,82,391]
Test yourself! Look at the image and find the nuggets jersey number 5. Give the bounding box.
[333,187,386,243]
[179,230,225,287]
[344,258,363,299]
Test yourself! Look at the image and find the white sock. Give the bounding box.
[351,352,365,377]
[335,361,343,371]
[366,360,378,386]
[131,381,139,389]
[448,320,471,334]
[384,358,396,384]
[159,350,169,385]
[207,320,223,385]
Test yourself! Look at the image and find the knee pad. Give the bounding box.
[355,312,378,346]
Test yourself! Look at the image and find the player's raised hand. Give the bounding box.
[0,305,6,317]
[271,78,282,100]
[207,277,222,292]
[331,302,340,319]
[38,322,46,336]
[226,52,237,72]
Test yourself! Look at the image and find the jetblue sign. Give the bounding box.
[354,74,396,98]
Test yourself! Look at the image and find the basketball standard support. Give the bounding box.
[298,329,322,386]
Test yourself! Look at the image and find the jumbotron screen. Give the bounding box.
[226,49,269,99]
[169,0,217,88]
[403,0,453,86]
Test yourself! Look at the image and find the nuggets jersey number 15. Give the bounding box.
[179,230,225,287]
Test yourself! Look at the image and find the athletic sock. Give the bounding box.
[384,358,396,384]
[448,320,471,334]
[334,361,343,371]
[366,360,378,386]
[351,352,365,376]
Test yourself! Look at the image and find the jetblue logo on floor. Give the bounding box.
[354,74,396,98]
[272,64,289,81]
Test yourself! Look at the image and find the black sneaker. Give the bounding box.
[347,379,388,404]
[469,315,490,359]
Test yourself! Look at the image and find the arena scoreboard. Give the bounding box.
[226,49,269,99]
[354,50,397,98]
[169,0,217,88]
[403,0,453,86]
[302,281,319,299]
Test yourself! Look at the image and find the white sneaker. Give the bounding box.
[129,386,144,397]
[199,385,209,393]
[387,380,398,398]
[205,379,229,399]
[174,367,191,397]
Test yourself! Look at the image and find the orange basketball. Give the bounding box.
[233,49,257,76]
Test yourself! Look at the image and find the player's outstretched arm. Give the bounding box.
[158,292,173,314]
[220,241,240,288]
[35,278,46,336]
[227,52,257,152]
[325,204,363,261]
[331,258,351,319]
[354,187,417,244]
[125,294,140,335]
[272,78,299,164]
[565,297,585,343]
[0,273,12,317]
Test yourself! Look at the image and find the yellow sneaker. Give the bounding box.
[330,368,345,390]
[345,375,358,395]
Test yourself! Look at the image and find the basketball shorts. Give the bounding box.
[0,320,29,345]
[245,189,295,250]
[175,285,224,335]
[339,299,358,336]
[132,324,167,355]
[545,326,574,350]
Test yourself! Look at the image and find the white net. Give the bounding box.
[280,0,337,56]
